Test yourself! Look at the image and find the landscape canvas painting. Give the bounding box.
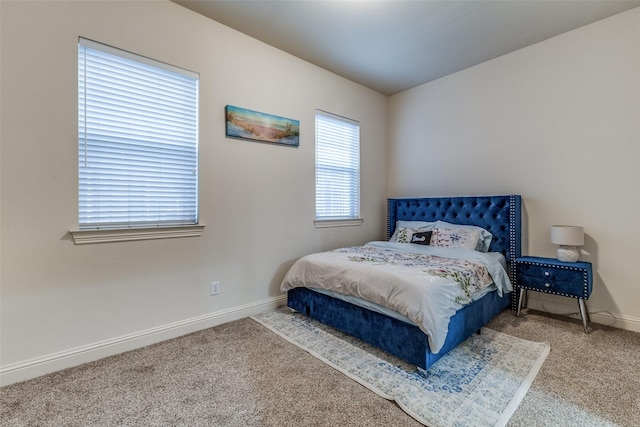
[225,105,300,147]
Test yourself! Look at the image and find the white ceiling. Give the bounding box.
[173,1,640,95]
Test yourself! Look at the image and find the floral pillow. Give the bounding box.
[392,227,414,243]
[433,221,493,252]
[389,221,434,242]
[429,227,480,250]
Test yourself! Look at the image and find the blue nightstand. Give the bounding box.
[515,256,593,333]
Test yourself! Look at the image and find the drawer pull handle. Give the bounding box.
[545,283,551,288]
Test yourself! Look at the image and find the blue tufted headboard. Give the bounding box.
[387,195,522,263]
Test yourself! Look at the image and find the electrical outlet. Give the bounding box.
[211,281,220,296]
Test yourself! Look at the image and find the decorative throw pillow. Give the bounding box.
[429,227,480,250]
[410,231,432,245]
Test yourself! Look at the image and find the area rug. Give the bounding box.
[252,307,550,427]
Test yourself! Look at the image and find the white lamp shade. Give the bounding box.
[551,225,584,246]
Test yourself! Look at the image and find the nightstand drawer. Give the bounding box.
[516,270,576,294]
[515,257,592,299]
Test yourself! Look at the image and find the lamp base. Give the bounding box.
[557,245,579,262]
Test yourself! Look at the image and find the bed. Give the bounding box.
[282,195,522,370]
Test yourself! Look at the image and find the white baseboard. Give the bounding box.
[0,295,287,387]
[523,294,640,333]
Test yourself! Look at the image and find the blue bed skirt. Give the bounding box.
[287,287,511,369]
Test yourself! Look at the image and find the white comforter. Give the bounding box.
[280,241,512,353]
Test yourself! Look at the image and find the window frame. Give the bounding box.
[71,38,203,244]
[314,110,363,228]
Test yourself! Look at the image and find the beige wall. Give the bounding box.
[0,1,387,384]
[389,8,640,331]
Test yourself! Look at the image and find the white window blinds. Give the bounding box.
[315,111,360,220]
[78,38,199,229]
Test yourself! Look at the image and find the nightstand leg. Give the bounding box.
[517,288,527,317]
[578,298,590,334]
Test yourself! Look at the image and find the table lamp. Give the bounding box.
[551,225,584,262]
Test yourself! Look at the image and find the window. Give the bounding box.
[315,111,361,226]
[75,38,200,243]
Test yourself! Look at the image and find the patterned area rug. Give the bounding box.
[252,307,549,427]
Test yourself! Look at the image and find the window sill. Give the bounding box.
[70,224,205,244]
[314,218,364,228]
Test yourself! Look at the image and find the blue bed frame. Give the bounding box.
[287,195,522,369]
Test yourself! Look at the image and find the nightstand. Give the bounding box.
[515,256,593,333]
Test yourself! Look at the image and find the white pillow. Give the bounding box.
[433,221,493,252]
[396,220,435,230]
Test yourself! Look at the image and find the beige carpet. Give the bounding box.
[1,308,639,426]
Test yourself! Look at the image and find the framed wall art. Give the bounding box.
[225,105,299,147]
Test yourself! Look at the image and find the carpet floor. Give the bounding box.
[1,308,639,426]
